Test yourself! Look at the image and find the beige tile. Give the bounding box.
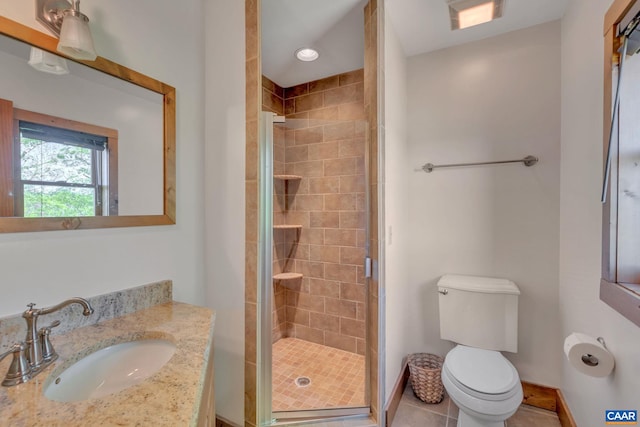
[309,176,341,194]
[325,193,357,211]
[325,297,357,319]
[272,338,365,411]
[286,145,308,163]
[324,158,357,176]
[340,247,365,265]
[308,106,340,126]
[338,102,366,120]
[324,84,364,107]
[392,402,447,427]
[298,228,324,245]
[340,318,365,339]
[285,306,310,326]
[286,291,325,313]
[285,83,309,99]
[507,405,562,427]
[325,264,358,282]
[294,260,325,279]
[340,211,365,229]
[340,69,364,86]
[310,211,340,228]
[294,195,324,211]
[339,138,366,158]
[341,282,365,302]
[294,325,325,345]
[295,92,325,112]
[295,126,324,145]
[308,142,339,160]
[310,312,340,333]
[308,278,341,298]
[310,245,341,263]
[292,160,324,177]
[309,75,340,93]
[324,121,356,141]
[340,175,366,193]
[325,229,357,246]
[325,331,357,353]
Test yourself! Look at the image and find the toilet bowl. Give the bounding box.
[441,345,522,427]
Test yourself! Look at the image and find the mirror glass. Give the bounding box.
[0,17,175,232]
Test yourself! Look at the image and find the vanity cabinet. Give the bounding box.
[197,346,216,426]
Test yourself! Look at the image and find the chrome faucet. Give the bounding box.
[22,297,94,370]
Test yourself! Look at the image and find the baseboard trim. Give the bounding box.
[216,415,242,427]
[385,362,576,427]
[383,359,410,427]
[556,388,578,427]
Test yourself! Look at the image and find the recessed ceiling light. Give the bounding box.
[448,0,504,30]
[295,48,319,62]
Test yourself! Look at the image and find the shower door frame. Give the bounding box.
[256,112,372,424]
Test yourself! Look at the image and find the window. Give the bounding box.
[601,0,640,327]
[0,98,118,218]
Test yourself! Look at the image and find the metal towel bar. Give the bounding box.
[421,155,538,173]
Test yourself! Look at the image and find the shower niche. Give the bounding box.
[273,174,303,283]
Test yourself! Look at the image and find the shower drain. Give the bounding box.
[295,376,311,387]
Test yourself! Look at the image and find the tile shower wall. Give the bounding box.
[275,69,367,355]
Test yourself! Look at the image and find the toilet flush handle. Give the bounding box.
[438,289,448,295]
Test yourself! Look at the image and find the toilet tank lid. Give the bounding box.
[438,274,520,295]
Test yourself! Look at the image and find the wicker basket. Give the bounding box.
[408,353,445,404]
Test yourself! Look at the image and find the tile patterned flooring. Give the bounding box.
[393,383,562,427]
[272,337,365,412]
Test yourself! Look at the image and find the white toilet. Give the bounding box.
[437,274,523,427]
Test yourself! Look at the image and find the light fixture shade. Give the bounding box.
[28,47,69,75]
[57,12,97,61]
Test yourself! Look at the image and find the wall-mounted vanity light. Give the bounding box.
[28,47,70,74]
[36,0,97,61]
[447,0,504,30]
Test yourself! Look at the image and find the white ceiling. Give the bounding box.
[261,0,568,88]
[262,0,367,88]
[387,0,568,56]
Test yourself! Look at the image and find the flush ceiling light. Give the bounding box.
[295,48,319,62]
[36,0,97,61]
[28,47,69,75]
[447,0,504,30]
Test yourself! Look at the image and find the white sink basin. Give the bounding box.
[44,339,176,402]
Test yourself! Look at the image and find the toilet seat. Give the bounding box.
[443,345,520,401]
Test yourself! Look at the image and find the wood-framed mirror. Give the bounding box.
[0,16,175,232]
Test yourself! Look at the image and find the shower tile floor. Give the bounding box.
[272,338,365,412]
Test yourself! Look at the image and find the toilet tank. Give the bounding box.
[438,274,520,353]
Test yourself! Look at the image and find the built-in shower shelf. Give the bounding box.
[273,272,303,281]
[273,224,302,230]
[274,174,302,180]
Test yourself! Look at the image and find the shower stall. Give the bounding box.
[257,87,371,421]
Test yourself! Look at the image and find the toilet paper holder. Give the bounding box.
[581,337,607,367]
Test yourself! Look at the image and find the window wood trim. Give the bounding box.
[601,0,640,327]
[0,99,14,216]
[0,100,119,217]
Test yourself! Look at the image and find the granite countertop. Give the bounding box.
[0,302,215,426]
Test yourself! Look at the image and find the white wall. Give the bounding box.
[383,11,410,403]
[203,0,246,424]
[404,21,562,386]
[0,1,205,319]
[560,0,640,424]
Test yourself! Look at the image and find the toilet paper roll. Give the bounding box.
[564,333,615,377]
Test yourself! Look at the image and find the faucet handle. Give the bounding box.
[0,343,32,387]
[39,320,61,362]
